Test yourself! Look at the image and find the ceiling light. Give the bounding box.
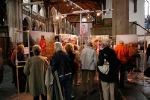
[56,16,59,20]
[61,16,64,18]
[97,12,100,16]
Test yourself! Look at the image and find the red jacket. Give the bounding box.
[114,44,129,64]
[39,39,46,52]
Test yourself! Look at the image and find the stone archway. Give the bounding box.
[39,23,45,31]
[23,17,30,30]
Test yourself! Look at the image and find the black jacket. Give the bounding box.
[50,50,72,77]
[98,47,119,83]
[67,51,76,75]
[146,47,150,55]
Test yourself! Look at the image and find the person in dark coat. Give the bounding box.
[11,44,26,92]
[98,39,120,100]
[146,44,150,62]
[65,43,76,97]
[0,47,4,88]
[50,42,72,100]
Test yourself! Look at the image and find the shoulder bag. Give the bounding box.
[98,59,109,74]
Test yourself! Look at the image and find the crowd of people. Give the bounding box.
[0,36,150,100]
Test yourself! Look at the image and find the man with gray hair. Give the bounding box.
[81,42,98,94]
[50,42,72,100]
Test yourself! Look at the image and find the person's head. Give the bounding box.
[87,42,93,47]
[32,45,41,56]
[65,43,74,53]
[17,44,24,52]
[41,35,45,39]
[102,39,111,48]
[74,45,78,51]
[118,40,124,45]
[110,41,114,45]
[54,42,63,52]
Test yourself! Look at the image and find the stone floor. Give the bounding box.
[1,61,150,100]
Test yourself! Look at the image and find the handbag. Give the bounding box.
[98,59,109,74]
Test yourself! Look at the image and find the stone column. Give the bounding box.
[53,22,58,35]
[6,0,23,43]
[112,0,129,37]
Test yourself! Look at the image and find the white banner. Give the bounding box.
[116,34,138,44]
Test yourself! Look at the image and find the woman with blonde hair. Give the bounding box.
[11,44,26,92]
[24,45,49,100]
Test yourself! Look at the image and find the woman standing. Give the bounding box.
[24,45,49,100]
[64,43,76,98]
[98,39,119,100]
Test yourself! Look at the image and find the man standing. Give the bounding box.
[50,42,72,100]
[114,40,129,88]
[81,42,97,94]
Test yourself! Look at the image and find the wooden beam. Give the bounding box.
[70,22,92,23]
[134,0,137,13]
[22,1,43,6]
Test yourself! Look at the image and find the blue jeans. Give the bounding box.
[59,74,72,100]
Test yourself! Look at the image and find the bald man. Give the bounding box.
[114,40,129,88]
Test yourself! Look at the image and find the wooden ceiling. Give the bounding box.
[0,0,106,25]
[43,0,106,23]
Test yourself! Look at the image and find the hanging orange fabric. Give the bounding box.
[114,44,129,64]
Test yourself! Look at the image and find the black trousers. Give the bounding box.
[33,94,47,100]
[119,64,127,88]
[146,54,149,62]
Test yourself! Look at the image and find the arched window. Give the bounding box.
[32,5,37,13]
[23,0,29,8]
[23,0,28,3]
[40,8,44,16]
[82,18,87,22]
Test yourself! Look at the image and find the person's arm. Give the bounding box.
[11,51,16,66]
[24,58,30,76]
[93,50,98,66]
[44,58,49,71]
[98,50,104,66]
[50,54,58,73]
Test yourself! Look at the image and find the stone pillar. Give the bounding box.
[6,0,23,43]
[53,22,58,35]
[64,19,67,34]
[112,0,129,37]
[46,6,51,32]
